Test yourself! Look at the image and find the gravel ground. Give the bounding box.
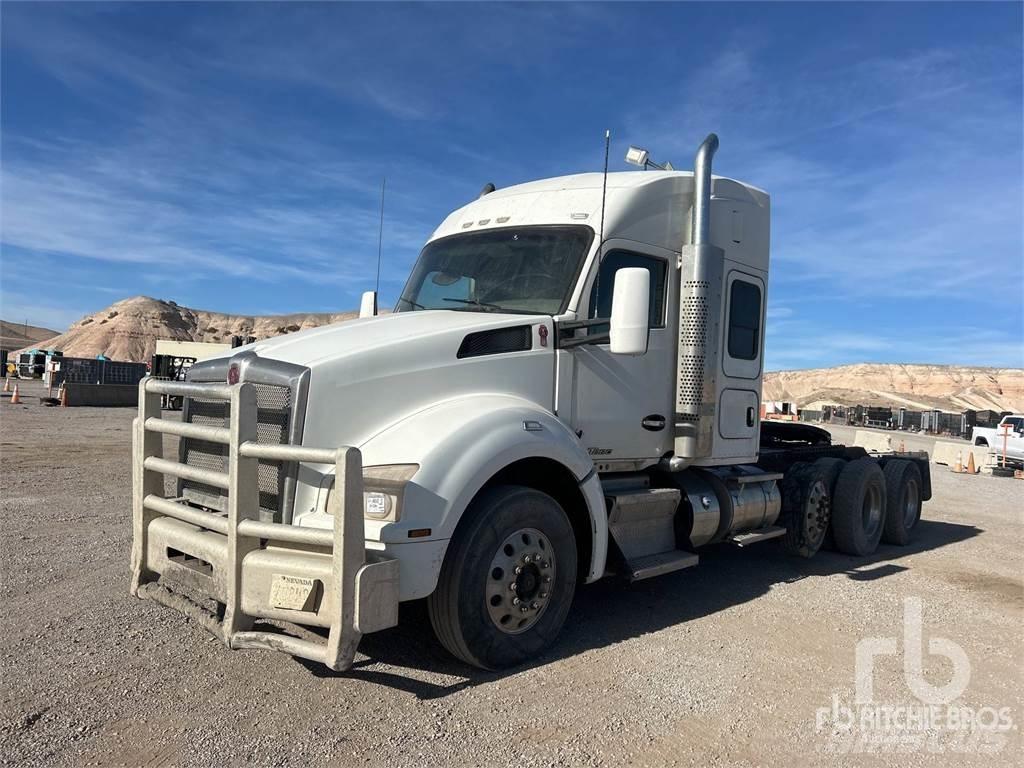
[1,384,1021,767]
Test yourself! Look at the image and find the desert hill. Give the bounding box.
[763,364,1024,413]
[0,319,62,353]
[25,296,357,362]
[19,298,1023,414]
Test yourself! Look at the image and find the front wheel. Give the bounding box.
[428,485,577,669]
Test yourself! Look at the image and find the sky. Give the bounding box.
[1,1,1021,370]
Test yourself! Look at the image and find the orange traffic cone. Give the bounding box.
[10,384,21,404]
[953,451,963,473]
[59,385,68,408]
[965,452,977,475]
[2,377,9,392]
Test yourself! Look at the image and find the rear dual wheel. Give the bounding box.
[831,459,887,556]
[780,463,832,558]
[881,459,922,546]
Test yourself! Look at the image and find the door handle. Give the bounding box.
[746,407,756,428]
[642,415,666,432]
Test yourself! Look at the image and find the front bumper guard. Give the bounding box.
[130,378,399,671]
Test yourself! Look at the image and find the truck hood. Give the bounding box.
[241,310,556,451]
[247,310,528,369]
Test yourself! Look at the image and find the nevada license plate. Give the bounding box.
[269,574,316,611]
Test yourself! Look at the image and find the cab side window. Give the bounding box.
[589,250,667,328]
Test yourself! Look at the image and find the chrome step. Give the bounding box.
[606,487,682,561]
[627,550,699,581]
[729,525,787,547]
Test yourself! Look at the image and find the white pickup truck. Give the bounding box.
[971,414,1024,466]
[129,134,931,671]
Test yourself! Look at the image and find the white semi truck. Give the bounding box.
[130,134,931,671]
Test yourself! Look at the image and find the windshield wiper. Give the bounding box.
[398,296,427,309]
[442,298,505,311]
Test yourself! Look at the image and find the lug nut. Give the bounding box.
[512,597,521,606]
[541,561,550,569]
[509,582,517,591]
[530,601,539,610]
[523,554,532,563]
[520,606,528,613]
[539,592,548,599]
[543,575,551,583]
[514,566,522,575]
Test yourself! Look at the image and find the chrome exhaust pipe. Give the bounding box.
[691,133,719,246]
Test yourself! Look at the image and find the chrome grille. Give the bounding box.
[181,382,293,522]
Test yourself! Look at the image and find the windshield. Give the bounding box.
[396,226,593,315]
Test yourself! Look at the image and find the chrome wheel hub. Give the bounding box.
[485,528,555,634]
[862,484,882,538]
[804,480,830,541]
[902,479,919,527]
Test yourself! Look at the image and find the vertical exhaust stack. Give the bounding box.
[672,133,725,466]
[690,134,719,246]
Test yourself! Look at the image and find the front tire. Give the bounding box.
[427,485,577,670]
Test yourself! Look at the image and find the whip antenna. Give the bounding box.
[594,129,611,307]
[375,177,386,295]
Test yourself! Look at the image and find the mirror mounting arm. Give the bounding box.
[554,318,610,348]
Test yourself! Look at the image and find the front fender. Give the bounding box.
[358,394,607,597]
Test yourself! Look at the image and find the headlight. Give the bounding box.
[326,464,418,522]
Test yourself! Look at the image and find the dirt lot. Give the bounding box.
[1,385,1021,767]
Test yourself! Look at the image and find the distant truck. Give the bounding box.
[971,414,1024,466]
[130,134,932,671]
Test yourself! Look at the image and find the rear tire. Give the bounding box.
[881,460,922,546]
[427,485,577,670]
[812,457,846,551]
[831,459,887,556]
[779,462,831,558]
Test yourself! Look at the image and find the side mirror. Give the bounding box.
[359,290,378,318]
[609,268,650,355]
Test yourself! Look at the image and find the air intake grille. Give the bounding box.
[181,383,292,521]
[457,325,532,359]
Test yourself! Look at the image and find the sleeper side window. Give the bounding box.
[727,280,761,360]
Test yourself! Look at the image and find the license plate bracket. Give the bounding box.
[269,574,318,611]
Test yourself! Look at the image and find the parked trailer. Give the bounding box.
[130,134,931,671]
[150,354,197,410]
[46,356,147,388]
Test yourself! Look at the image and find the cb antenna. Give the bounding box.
[375,177,386,295]
[594,129,611,305]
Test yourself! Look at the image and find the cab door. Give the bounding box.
[565,241,676,464]
[712,268,766,461]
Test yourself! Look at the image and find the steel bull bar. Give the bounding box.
[130,378,399,671]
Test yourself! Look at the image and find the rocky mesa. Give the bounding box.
[17,297,1023,414]
[21,296,356,362]
[763,364,1024,413]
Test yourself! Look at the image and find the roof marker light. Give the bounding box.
[625,146,649,167]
